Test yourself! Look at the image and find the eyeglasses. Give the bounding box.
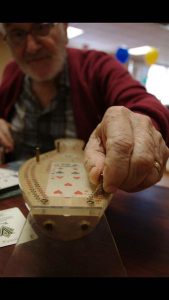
[4,23,56,47]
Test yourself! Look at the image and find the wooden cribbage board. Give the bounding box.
[19,138,112,240]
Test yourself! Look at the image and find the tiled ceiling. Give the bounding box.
[68,23,169,66]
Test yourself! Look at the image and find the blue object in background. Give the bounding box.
[115,47,130,64]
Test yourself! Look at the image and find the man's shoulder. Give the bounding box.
[67,47,116,70]
[1,61,23,85]
[2,60,21,76]
[67,47,109,59]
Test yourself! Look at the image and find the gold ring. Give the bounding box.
[154,161,161,174]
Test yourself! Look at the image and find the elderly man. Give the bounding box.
[0,23,169,193]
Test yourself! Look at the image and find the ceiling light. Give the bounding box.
[67,26,84,39]
[129,46,152,56]
[160,23,169,30]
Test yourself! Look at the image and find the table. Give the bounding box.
[106,172,169,277]
[0,172,169,277]
[0,197,126,277]
[0,195,28,276]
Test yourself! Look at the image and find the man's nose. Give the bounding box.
[25,34,41,53]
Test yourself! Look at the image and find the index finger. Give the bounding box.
[102,107,134,192]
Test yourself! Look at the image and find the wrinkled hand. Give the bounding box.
[0,118,14,153]
[84,106,169,193]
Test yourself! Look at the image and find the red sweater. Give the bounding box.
[0,47,169,146]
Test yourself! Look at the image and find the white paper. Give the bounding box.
[0,168,19,190]
[0,207,26,247]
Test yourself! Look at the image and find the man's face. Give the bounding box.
[4,23,68,82]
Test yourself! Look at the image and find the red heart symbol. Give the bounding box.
[74,191,83,195]
[54,190,62,194]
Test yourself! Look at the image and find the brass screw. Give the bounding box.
[41,198,48,204]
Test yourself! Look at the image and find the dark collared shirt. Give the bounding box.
[11,63,77,160]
